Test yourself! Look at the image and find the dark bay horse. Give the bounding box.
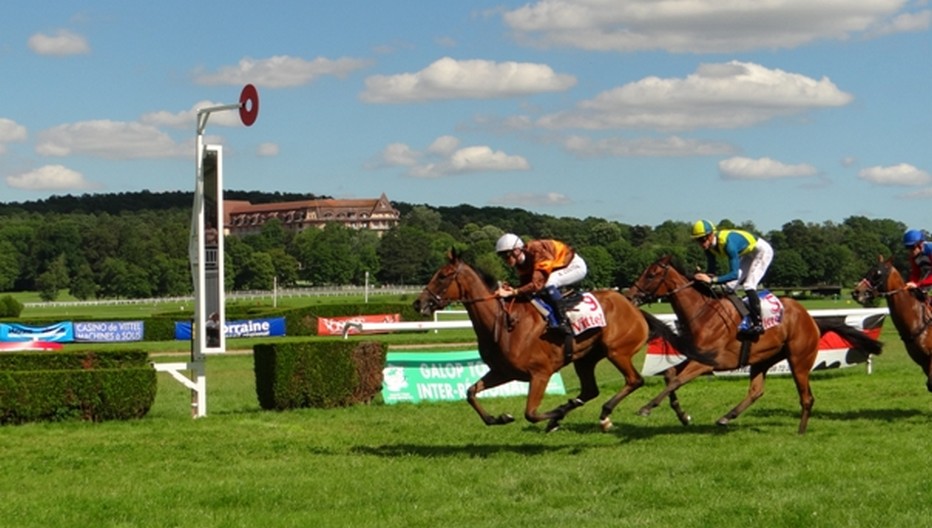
[853,257,932,391]
[412,249,675,433]
[627,255,883,434]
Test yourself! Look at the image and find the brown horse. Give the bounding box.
[412,249,677,433]
[627,255,883,434]
[853,256,932,391]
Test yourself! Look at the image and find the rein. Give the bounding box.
[859,275,932,343]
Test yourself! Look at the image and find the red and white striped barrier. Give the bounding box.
[641,308,888,376]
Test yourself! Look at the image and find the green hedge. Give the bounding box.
[254,340,386,410]
[0,350,156,425]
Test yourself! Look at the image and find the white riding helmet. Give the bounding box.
[495,233,524,253]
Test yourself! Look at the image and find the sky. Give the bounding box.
[1,1,930,233]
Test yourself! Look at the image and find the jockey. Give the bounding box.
[494,233,587,333]
[903,229,932,294]
[691,220,774,336]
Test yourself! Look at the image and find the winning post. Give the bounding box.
[153,84,259,418]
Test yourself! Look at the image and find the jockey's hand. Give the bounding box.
[694,272,714,284]
[906,281,919,289]
[495,285,516,298]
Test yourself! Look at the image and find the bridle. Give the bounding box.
[857,263,932,343]
[420,261,498,311]
[629,261,695,304]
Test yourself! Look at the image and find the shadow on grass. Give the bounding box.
[348,422,730,459]
[749,406,928,422]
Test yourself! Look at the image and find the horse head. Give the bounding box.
[852,255,895,306]
[627,255,686,304]
[413,249,466,316]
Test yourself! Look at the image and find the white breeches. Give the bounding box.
[546,254,587,288]
[723,238,773,291]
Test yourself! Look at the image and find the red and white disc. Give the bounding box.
[239,84,259,126]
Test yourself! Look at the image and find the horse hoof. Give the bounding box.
[599,417,614,432]
[546,421,561,433]
[716,418,730,427]
[679,415,692,426]
[499,413,515,424]
[637,407,652,417]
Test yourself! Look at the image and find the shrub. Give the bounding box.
[0,295,24,318]
[254,340,386,410]
[0,350,156,425]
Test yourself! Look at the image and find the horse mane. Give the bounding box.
[449,248,498,292]
[664,257,721,300]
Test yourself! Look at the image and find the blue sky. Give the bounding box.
[1,1,929,232]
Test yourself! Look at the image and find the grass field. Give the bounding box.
[1,308,930,527]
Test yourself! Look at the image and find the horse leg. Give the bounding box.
[543,354,601,433]
[597,351,645,432]
[637,361,713,422]
[662,365,692,426]
[466,371,517,426]
[716,364,769,428]
[522,372,565,432]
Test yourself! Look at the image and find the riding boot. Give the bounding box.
[543,285,572,334]
[745,289,764,335]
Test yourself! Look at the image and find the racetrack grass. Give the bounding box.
[1,327,930,527]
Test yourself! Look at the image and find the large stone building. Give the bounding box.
[224,193,400,237]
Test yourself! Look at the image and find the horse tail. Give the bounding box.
[816,319,884,356]
[639,310,716,366]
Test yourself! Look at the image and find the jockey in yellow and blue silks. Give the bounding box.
[691,220,774,335]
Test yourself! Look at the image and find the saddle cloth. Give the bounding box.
[738,290,784,332]
[566,292,607,335]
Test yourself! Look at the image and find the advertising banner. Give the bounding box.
[318,314,401,336]
[382,350,566,405]
[174,317,286,340]
[74,321,145,342]
[0,322,74,343]
[641,309,888,376]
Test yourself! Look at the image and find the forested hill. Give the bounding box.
[0,191,559,233]
[0,190,332,215]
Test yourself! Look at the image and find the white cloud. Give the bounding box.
[562,135,736,158]
[36,120,187,159]
[28,30,90,56]
[140,101,242,129]
[503,0,917,53]
[858,163,931,186]
[869,9,932,36]
[6,165,97,191]
[257,143,279,156]
[427,135,460,155]
[372,136,530,177]
[537,61,852,131]
[489,192,571,207]
[194,55,371,88]
[0,118,27,153]
[370,143,421,168]
[719,156,818,180]
[360,57,576,103]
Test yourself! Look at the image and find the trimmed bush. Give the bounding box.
[0,350,156,425]
[254,340,386,410]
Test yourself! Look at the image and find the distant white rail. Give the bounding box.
[341,307,889,338]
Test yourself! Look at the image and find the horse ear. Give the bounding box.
[448,247,458,262]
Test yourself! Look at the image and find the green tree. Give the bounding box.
[36,254,70,302]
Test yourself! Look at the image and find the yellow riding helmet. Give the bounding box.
[691,219,715,239]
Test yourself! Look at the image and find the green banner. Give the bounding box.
[382,350,566,404]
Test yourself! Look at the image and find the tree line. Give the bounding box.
[0,191,912,301]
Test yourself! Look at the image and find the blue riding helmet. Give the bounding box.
[903,229,925,247]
